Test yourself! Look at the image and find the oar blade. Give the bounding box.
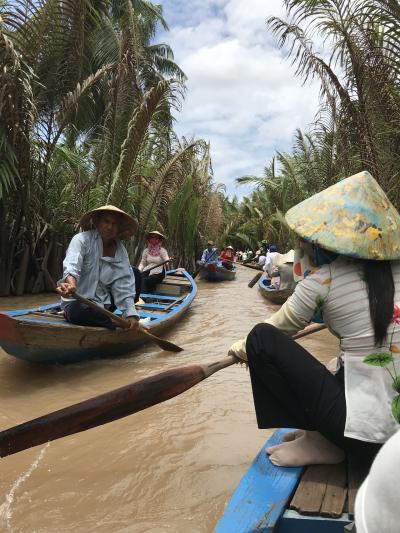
[248,272,262,288]
[154,337,183,353]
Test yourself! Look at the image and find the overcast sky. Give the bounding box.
[157,0,321,197]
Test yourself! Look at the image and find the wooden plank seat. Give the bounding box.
[285,451,372,530]
[161,278,192,287]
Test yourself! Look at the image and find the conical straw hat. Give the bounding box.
[147,230,166,240]
[285,171,400,260]
[80,205,138,237]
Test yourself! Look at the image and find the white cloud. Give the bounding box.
[158,0,321,196]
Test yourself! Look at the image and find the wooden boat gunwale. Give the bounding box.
[258,273,294,305]
[0,269,197,363]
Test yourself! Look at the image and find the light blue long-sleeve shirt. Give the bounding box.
[200,248,219,264]
[59,230,138,318]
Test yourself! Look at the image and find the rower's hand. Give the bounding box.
[125,316,140,332]
[56,281,76,297]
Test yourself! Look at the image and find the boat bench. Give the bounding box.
[214,428,371,533]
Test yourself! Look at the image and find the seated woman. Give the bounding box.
[138,231,170,294]
[220,245,235,270]
[229,171,400,467]
[56,205,140,331]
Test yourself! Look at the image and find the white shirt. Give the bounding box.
[263,251,280,276]
[258,254,266,267]
[139,247,170,275]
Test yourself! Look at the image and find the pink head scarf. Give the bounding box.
[147,236,162,256]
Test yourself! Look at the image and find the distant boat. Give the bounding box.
[198,264,237,281]
[258,274,294,305]
[215,427,361,532]
[0,270,196,364]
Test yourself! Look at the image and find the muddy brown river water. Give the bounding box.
[0,268,338,532]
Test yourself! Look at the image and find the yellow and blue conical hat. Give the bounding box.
[285,171,400,260]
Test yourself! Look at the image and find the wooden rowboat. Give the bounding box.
[215,428,368,532]
[258,274,294,305]
[0,270,196,364]
[198,264,237,282]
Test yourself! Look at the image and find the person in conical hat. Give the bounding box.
[220,245,235,270]
[228,171,400,468]
[198,240,219,266]
[138,229,170,294]
[57,206,140,331]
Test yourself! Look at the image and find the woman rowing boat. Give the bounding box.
[229,171,400,467]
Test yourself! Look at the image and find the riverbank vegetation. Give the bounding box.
[3,0,400,294]
[0,0,223,295]
[221,0,400,252]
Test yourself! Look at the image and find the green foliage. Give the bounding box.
[0,0,223,294]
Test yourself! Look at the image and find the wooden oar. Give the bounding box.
[73,292,183,353]
[0,323,326,458]
[141,258,172,275]
[248,271,263,288]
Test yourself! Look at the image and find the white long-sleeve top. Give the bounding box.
[138,247,169,275]
[230,255,400,443]
[263,251,281,276]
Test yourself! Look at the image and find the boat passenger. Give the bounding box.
[270,250,296,291]
[138,231,170,294]
[220,246,235,270]
[229,171,400,467]
[257,252,267,268]
[263,244,280,277]
[199,241,219,266]
[57,205,140,331]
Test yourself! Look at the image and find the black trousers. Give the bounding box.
[142,270,165,293]
[64,301,115,330]
[246,323,380,457]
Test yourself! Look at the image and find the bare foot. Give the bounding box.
[266,430,305,455]
[268,431,345,467]
[282,429,305,442]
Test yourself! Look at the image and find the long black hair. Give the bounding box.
[363,260,394,345]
